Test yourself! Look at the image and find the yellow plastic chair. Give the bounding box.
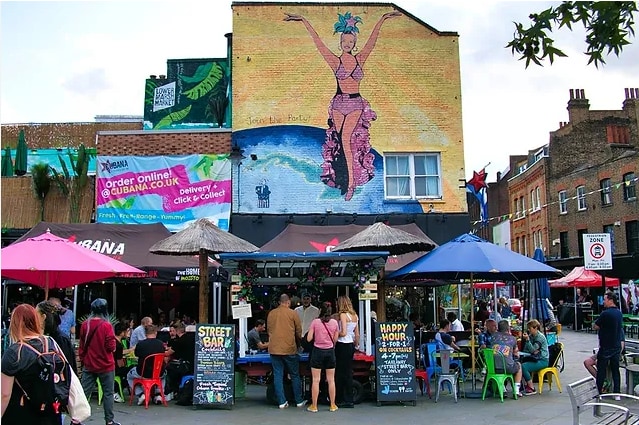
[480,348,517,402]
[535,342,563,394]
[97,376,125,405]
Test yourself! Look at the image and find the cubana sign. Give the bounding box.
[96,155,231,231]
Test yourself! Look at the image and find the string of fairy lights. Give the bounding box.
[471,175,638,228]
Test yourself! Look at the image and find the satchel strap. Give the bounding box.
[321,320,335,348]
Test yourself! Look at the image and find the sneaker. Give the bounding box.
[106,422,121,425]
[137,393,146,406]
[279,401,289,409]
[154,395,163,405]
[307,405,318,413]
[113,393,124,403]
[614,395,622,401]
[296,399,308,408]
[329,404,339,412]
[524,386,536,395]
[164,392,173,402]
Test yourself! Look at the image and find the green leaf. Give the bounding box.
[145,80,158,105]
[179,62,214,84]
[153,105,192,130]
[123,197,135,209]
[182,63,223,100]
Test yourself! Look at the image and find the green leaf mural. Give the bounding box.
[182,63,223,100]
[179,62,214,84]
[145,80,159,106]
[191,155,229,180]
[104,197,135,209]
[153,105,192,130]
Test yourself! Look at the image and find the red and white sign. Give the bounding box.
[583,233,612,270]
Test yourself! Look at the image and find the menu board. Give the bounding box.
[193,324,235,409]
[375,322,416,405]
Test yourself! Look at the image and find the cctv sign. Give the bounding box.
[583,233,612,270]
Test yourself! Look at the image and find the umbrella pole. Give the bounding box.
[199,249,209,324]
[466,274,482,397]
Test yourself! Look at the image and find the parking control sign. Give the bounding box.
[583,233,612,270]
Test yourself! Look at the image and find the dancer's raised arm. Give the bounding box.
[358,11,401,64]
[285,13,339,70]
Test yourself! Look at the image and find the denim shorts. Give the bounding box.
[310,347,336,369]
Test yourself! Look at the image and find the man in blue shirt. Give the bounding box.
[594,292,623,395]
[478,319,497,349]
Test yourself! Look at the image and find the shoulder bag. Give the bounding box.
[54,338,91,422]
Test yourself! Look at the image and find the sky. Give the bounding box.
[1,1,638,181]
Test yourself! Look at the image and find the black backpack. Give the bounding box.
[16,336,71,415]
[548,342,564,372]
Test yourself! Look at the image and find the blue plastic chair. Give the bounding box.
[420,343,441,379]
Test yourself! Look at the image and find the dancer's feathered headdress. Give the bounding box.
[334,12,363,34]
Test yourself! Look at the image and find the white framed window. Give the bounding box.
[514,199,519,218]
[600,178,612,205]
[559,190,567,214]
[520,196,526,217]
[384,153,441,199]
[530,190,536,211]
[624,172,637,201]
[577,185,587,211]
[536,187,541,210]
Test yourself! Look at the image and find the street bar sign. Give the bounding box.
[583,233,612,270]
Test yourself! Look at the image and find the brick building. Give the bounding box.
[508,145,550,257]
[546,88,639,280]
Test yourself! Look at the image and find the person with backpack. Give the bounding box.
[37,301,77,375]
[1,303,69,425]
[77,299,120,425]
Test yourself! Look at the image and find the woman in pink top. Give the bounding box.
[306,302,339,413]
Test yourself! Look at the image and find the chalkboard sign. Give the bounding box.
[375,322,416,406]
[193,324,235,409]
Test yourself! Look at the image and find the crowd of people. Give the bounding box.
[1,297,197,425]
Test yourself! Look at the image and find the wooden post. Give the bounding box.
[199,249,209,324]
[378,269,387,322]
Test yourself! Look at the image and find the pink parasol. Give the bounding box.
[1,230,146,298]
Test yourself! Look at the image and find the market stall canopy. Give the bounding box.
[1,230,146,298]
[548,266,621,288]
[260,223,434,272]
[473,281,506,289]
[218,251,389,286]
[17,222,220,282]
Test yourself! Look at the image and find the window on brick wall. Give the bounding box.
[536,187,541,211]
[600,178,612,206]
[623,172,637,201]
[577,186,587,211]
[384,153,441,199]
[522,235,528,256]
[530,189,536,211]
[514,198,519,219]
[559,190,567,214]
[560,232,569,258]
[577,229,588,257]
[520,196,526,217]
[627,221,639,255]
[603,224,616,254]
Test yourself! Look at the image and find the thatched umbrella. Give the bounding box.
[149,218,259,323]
[333,222,437,321]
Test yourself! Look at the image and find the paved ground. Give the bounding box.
[68,329,638,425]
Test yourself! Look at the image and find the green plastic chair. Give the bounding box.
[123,339,138,367]
[97,375,125,405]
[480,348,518,402]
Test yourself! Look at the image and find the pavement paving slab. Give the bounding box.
[67,329,638,425]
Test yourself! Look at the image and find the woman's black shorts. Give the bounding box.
[310,347,336,369]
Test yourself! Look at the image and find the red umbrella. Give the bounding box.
[1,230,146,298]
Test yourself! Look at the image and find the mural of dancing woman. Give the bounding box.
[285,10,401,201]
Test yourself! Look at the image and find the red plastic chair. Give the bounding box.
[128,353,168,408]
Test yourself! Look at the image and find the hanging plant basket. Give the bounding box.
[347,260,379,290]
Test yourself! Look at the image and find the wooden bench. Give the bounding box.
[567,376,639,425]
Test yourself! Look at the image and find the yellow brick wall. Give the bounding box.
[232,3,466,212]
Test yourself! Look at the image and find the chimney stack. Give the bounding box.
[622,87,639,122]
[567,88,589,124]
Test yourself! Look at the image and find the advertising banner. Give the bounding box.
[96,155,231,231]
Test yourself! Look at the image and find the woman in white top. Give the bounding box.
[335,295,359,408]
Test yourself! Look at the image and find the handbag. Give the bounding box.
[67,367,91,422]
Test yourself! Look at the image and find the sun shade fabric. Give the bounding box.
[388,233,563,281]
[260,223,435,272]
[16,222,219,282]
[1,231,146,289]
[548,266,620,288]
